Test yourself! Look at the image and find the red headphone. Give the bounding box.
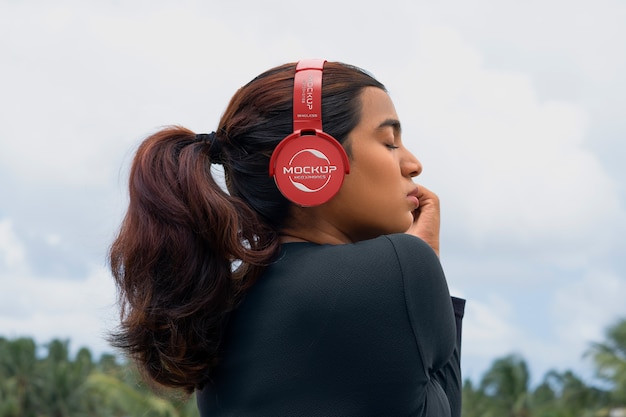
[269,59,350,207]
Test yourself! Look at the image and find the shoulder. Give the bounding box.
[275,234,439,279]
[373,234,444,284]
[332,233,436,261]
[382,236,455,372]
[377,234,449,307]
[269,235,434,310]
[328,234,457,374]
[380,233,439,263]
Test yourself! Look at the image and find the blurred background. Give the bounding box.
[1,0,625,414]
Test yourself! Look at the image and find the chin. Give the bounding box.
[383,223,412,237]
[398,218,414,233]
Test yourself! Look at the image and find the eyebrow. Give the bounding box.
[377,118,402,134]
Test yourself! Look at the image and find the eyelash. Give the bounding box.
[386,144,399,150]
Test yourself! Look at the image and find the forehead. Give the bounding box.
[357,87,399,130]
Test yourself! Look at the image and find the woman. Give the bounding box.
[109,60,465,416]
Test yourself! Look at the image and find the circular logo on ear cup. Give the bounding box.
[271,132,348,206]
[288,148,335,192]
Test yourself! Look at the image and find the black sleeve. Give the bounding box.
[432,297,465,417]
[385,234,465,417]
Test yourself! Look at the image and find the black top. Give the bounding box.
[197,234,465,417]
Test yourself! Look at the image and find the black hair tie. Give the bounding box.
[195,132,223,164]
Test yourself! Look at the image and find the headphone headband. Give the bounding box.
[292,59,326,132]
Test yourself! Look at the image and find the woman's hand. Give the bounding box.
[406,185,440,256]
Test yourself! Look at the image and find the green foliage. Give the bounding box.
[462,317,626,417]
[480,353,531,416]
[0,337,199,417]
[587,318,626,405]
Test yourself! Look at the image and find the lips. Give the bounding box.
[407,187,420,208]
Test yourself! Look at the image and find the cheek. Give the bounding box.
[352,154,396,183]
[341,150,401,202]
[367,164,404,199]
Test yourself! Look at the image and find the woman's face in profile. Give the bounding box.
[319,87,423,242]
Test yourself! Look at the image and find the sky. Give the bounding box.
[1,0,625,387]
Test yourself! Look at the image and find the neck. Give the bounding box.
[278,227,350,245]
[281,205,354,245]
[279,233,309,243]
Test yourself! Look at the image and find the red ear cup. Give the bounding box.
[269,129,349,207]
[269,59,350,206]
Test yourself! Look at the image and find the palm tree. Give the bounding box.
[32,339,98,416]
[479,354,531,417]
[587,318,626,406]
[531,375,557,416]
[532,369,608,417]
[84,372,183,417]
[462,378,497,417]
[0,337,38,417]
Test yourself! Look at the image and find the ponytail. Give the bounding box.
[109,126,279,392]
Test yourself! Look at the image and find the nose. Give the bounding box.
[401,148,422,178]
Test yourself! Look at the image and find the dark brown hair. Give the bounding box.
[109,61,386,393]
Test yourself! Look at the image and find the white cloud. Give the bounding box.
[0,265,117,356]
[0,2,307,188]
[554,269,626,352]
[388,25,625,266]
[0,218,26,270]
[455,277,620,384]
[44,233,62,247]
[463,294,520,356]
[456,293,539,382]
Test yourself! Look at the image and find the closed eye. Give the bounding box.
[386,143,399,150]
